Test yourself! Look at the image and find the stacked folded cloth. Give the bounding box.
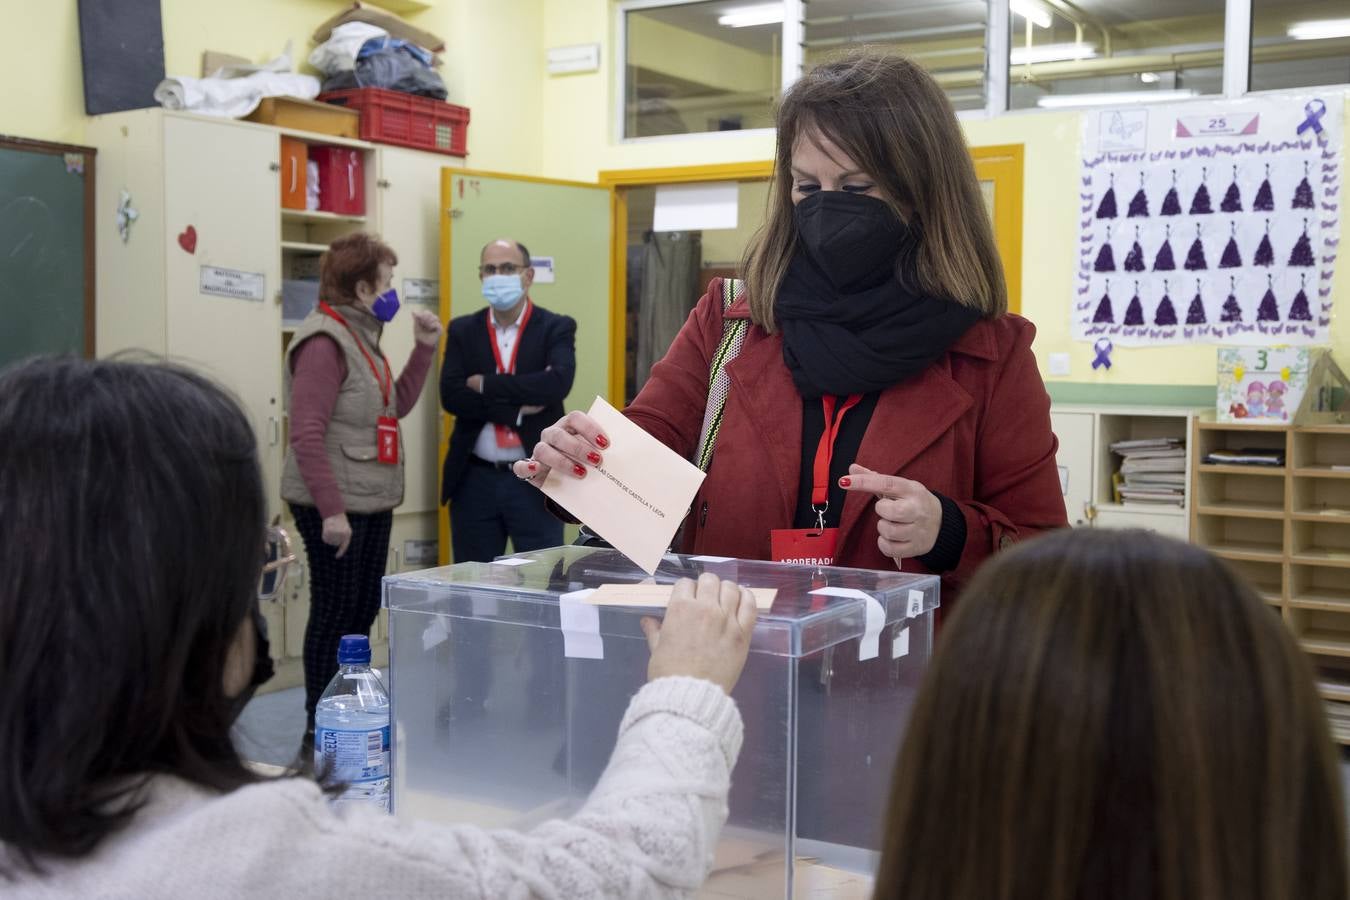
[154,44,320,119]
[1111,438,1186,507]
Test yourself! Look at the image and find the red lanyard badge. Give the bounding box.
[488,301,533,450]
[811,393,862,528]
[319,301,399,465]
[319,301,392,408]
[487,300,533,375]
[770,394,862,567]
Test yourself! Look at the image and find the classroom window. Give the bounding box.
[620,0,784,139]
[1006,0,1225,110]
[802,0,989,113]
[1250,0,1350,92]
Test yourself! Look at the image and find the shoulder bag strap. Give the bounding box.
[694,278,749,472]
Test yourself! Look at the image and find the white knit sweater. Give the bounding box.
[6,677,743,899]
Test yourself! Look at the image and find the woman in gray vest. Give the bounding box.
[281,233,442,750]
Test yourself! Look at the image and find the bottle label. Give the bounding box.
[315,725,391,784]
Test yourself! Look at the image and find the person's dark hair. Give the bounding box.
[480,239,531,268]
[319,232,398,305]
[744,52,1006,330]
[0,356,269,874]
[874,528,1347,900]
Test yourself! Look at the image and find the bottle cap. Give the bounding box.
[337,634,371,665]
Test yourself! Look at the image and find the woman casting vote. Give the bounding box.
[519,54,1068,601]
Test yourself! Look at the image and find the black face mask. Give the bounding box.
[793,190,913,293]
[228,603,276,724]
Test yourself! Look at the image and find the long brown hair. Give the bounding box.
[874,528,1347,900]
[742,53,1006,331]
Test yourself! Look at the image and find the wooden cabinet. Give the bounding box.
[163,116,287,515]
[1050,404,1200,539]
[1190,417,1350,745]
[88,109,461,691]
[1049,410,1093,526]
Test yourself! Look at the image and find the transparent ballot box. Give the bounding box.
[384,548,939,898]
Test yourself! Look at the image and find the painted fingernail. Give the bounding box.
[595,434,610,449]
[839,477,852,488]
[586,451,602,465]
[573,464,587,478]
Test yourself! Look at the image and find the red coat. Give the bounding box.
[626,278,1069,605]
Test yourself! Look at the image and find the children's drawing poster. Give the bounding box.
[1075,95,1341,346]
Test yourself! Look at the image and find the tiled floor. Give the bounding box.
[234,686,307,768]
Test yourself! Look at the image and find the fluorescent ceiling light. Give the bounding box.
[1036,89,1198,109]
[1288,19,1350,40]
[1139,71,1160,83]
[718,3,784,28]
[1011,42,1097,65]
[1010,0,1053,29]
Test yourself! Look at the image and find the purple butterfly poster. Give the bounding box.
[1075,95,1339,346]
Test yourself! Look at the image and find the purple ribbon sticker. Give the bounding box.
[1296,99,1326,137]
[1091,338,1114,370]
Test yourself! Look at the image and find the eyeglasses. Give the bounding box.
[480,262,528,276]
[259,522,297,601]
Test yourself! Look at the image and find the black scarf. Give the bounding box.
[776,250,982,398]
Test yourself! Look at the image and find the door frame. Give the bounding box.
[970,144,1024,316]
[599,147,1025,402]
[598,162,774,403]
[438,167,615,565]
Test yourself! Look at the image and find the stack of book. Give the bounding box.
[1111,438,1186,507]
[1201,447,1286,467]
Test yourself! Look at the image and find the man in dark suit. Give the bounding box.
[440,239,576,564]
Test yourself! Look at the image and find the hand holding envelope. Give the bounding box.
[518,397,705,574]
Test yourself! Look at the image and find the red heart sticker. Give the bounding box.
[177,225,197,254]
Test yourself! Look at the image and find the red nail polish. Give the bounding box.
[595,434,610,449]
[839,477,852,488]
[573,464,587,478]
[587,451,602,465]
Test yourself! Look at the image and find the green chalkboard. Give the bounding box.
[0,137,97,369]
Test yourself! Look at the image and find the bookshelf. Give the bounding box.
[1190,414,1350,743]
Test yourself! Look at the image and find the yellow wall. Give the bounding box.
[1,0,544,174]
[4,0,1345,392]
[1,0,86,145]
[541,0,776,176]
[534,1,1349,389]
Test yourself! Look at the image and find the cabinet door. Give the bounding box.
[1050,411,1095,527]
[388,510,439,572]
[377,146,448,516]
[162,116,284,515]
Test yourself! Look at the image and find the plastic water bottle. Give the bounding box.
[314,634,391,813]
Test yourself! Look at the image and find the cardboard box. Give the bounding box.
[312,2,446,53]
[246,97,360,140]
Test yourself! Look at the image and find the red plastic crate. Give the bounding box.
[317,88,470,157]
[309,145,366,216]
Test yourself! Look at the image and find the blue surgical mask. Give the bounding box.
[371,288,400,322]
[482,274,525,311]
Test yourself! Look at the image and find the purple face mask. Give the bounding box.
[371,288,401,323]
